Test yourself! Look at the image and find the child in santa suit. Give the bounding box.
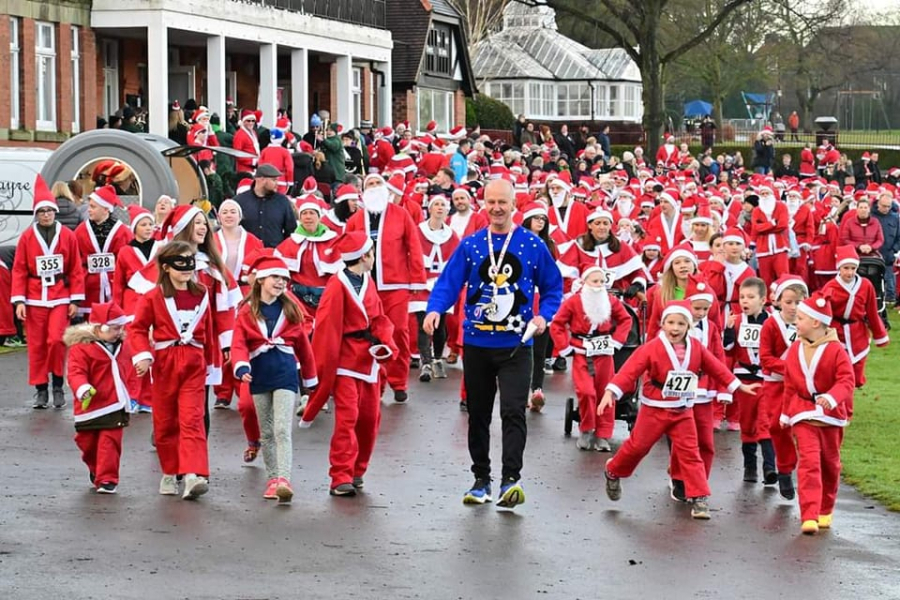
[550,266,632,452]
[64,302,132,494]
[821,245,889,391]
[723,277,772,483]
[750,184,790,288]
[0,258,18,345]
[259,130,294,195]
[74,185,133,319]
[232,256,318,504]
[758,275,808,500]
[130,241,216,500]
[599,300,759,519]
[668,275,729,502]
[810,206,840,291]
[781,293,855,535]
[299,233,397,496]
[12,175,85,409]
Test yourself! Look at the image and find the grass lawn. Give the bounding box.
[842,311,900,511]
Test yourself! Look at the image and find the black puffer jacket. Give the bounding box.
[56,196,86,231]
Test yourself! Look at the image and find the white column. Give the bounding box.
[258,43,278,128]
[291,47,309,136]
[147,17,168,136]
[376,60,392,127]
[335,54,354,128]
[207,35,226,120]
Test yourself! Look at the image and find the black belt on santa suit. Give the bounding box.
[29,274,68,285]
[344,328,382,345]
[832,317,860,325]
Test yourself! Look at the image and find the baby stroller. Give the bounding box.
[564,300,644,436]
[858,255,888,329]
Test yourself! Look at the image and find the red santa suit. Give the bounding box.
[300,266,398,489]
[215,227,264,295]
[259,137,294,195]
[0,258,16,338]
[74,218,132,317]
[130,286,216,478]
[12,218,85,386]
[703,258,756,322]
[656,141,678,169]
[410,221,460,314]
[645,210,685,256]
[346,201,426,395]
[548,199,590,241]
[187,124,214,164]
[810,214,840,290]
[750,194,790,287]
[821,272,889,389]
[780,319,854,525]
[448,209,488,239]
[759,310,800,477]
[558,236,647,295]
[550,282,632,441]
[233,113,260,174]
[65,306,132,488]
[605,308,742,500]
[799,147,816,178]
[275,228,341,316]
[369,135,395,173]
[417,150,448,178]
[724,310,770,445]
[788,196,816,285]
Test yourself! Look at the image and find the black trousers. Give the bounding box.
[531,329,550,391]
[415,312,446,363]
[463,343,532,482]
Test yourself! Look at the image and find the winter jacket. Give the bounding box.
[56,196,86,231]
[872,205,900,260]
[838,213,884,257]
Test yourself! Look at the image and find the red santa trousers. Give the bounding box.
[151,345,209,476]
[671,401,715,480]
[213,357,238,403]
[757,253,789,289]
[122,336,152,406]
[25,304,69,385]
[735,386,760,443]
[237,384,260,443]
[789,253,810,290]
[571,354,615,438]
[606,405,710,499]
[444,294,466,356]
[408,313,420,359]
[0,266,16,336]
[329,375,381,487]
[74,427,124,486]
[793,421,843,522]
[379,289,411,391]
[760,381,797,474]
[713,392,740,426]
[851,358,865,391]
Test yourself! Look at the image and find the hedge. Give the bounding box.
[609,144,900,170]
[466,95,516,130]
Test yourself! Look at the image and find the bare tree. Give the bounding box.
[527,0,756,156]
[447,0,510,50]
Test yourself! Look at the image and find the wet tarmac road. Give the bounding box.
[0,349,898,600]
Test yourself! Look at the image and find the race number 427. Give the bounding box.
[662,370,698,399]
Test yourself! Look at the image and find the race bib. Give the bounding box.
[601,269,615,289]
[583,335,614,357]
[738,323,762,349]
[87,253,116,274]
[36,254,63,277]
[662,370,698,399]
[786,328,798,344]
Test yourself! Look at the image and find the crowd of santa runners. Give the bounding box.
[4,115,898,536]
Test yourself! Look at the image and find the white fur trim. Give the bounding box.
[132,351,154,365]
[76,384,93,400]
[798,303,832,326]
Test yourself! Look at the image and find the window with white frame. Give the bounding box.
[528,82,541,116]
[624,85,636,118]
[102,40,119,119]
[352,67,362,127]
[541,83,553,117]
[10,18,20,129]
[417,88,454,133]
[526,82,555,118]
[489,81,524,116]
[557,82,590,118]
[35,22,56,131]
[71,26,80,132]
[608,84,619,118]
[595,84,608,117]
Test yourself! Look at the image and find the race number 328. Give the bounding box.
[662,370,698,399]
[87,253,116,274]
[36,254,63,277]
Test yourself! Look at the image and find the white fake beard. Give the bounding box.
[759,194,776,216]
[617,199,633,217]
[580,284,611,329]
[787,199,800,216]
[363,186,390,214]
[550,191,567,207]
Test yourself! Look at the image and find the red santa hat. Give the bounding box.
[32,175,58,213]
[162,204,202,240]
[219,198,243,219]
[127,205,155,232]
[722,227,747,246]
[580,265,607,283]
[88,302,129,328]
[888,168,900,178]
[171,100,181,111]
[447,125,466,140]
[685,274,714,304]
[240,109,256,123]
[772,274,808,301]
[378,126,393,138]
[251,255,290,280]
[299,176,317,195]
[835,244,860,269]
[661,299,693,324]
[295,195,324,215]
[89,185,124,211]
[861,151,871,161]
[339,231,373,262]
[275,117,291,131]
[571,185,589,200]
[236,178,253,195]
[548,171,573,191]
[691,204,713,226]
[334,184,359,204]
[522,202,548,222]
[659,191,680,209]
[192,107,210,123]
[798,293,833,327]
[425,120,437,134]
[586,208,614,224]
[298,141,314,154]
[663,242,698,273]
[642,237,662,252]
[364,173,385,189]
[385,173,406,198]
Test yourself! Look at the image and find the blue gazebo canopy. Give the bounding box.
[683,100,713,117]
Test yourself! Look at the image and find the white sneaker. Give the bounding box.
[159,474,179,495]
[182,474,209,500]
[433,360,448,379]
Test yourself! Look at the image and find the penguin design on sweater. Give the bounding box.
[470,254,529,332]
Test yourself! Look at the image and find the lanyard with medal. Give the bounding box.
[481,226,515,319]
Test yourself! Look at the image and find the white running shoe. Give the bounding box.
[159,474,179,496]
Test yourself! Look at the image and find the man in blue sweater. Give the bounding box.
[424,179,563,509]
